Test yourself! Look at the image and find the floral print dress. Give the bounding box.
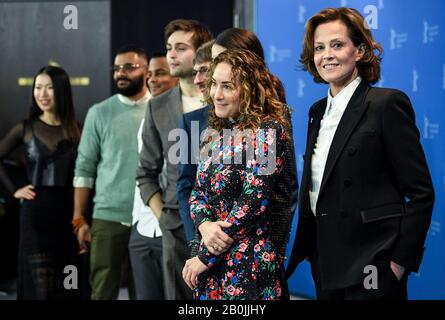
[190,119,289,300]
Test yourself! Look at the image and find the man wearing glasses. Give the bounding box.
[72,44,150,300]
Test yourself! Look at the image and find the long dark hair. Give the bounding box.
[29,66,80,144]
[215,28,286,104]
[215,28,265,60]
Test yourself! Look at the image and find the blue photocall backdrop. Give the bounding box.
[255,0,444,299]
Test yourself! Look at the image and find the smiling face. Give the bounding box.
[34,73,55,113]
[113,52,148,97]
[313,20,364,96]
[210,62,242,119]
[148,56,178,97]
[193,61,211,94]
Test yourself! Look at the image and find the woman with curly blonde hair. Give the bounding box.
[182,49,291,300]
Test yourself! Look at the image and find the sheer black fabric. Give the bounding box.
[0,118,79,299]
[17,187,79,300]
[0,119,76,194]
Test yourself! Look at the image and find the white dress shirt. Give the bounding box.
[309,77,362,215]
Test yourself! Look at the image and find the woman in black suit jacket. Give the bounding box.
[286,7,435,300]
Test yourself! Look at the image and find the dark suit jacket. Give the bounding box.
[286,81,435,290]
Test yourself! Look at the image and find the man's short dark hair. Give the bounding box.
[115,44,148,63]
[150,52,167,60]
[194,40,214,65]
[164,19,213,51]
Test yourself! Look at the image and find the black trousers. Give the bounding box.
[158,209,192,300]
[311,253,408,300]
[128,224,164,300]
[315,271,408,300]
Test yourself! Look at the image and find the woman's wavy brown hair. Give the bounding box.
[205,49,290,137]
[300,7,383,84]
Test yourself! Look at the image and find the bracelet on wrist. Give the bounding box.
[71,216,87,234]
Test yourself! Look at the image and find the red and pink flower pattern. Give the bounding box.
[190,120,289,300]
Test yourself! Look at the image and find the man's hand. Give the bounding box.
[182,256,209,290]
[73,187,92,254]
[14,185,36,200]
[76,224,92,254]
[198,221,233,255]
[390,261,406,281]
[148,192,163,220]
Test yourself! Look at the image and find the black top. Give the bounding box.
[0,118,77,194]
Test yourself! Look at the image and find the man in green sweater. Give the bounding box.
[72,45,150,300]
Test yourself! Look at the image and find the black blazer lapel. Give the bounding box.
[299,99,328,212]
[318,81,371,199]
[287,99,327,273]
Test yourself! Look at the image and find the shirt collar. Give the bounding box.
[118,91,151,106]
[326,76,362,115]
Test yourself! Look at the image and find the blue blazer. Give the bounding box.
[177,105,210,243]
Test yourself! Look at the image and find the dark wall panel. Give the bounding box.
[111,0,234,59]
[0,0,233,136]
[0,1,111,138]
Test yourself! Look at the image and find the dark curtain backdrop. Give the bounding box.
[111,0,234,94]
[0,0,233,136]
[112,0,233,56]
[0,0,233,285]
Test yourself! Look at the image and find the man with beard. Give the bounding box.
[72,45,150,300]
[137,19,213,300]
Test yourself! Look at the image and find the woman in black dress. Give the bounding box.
[0,66,81,299]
